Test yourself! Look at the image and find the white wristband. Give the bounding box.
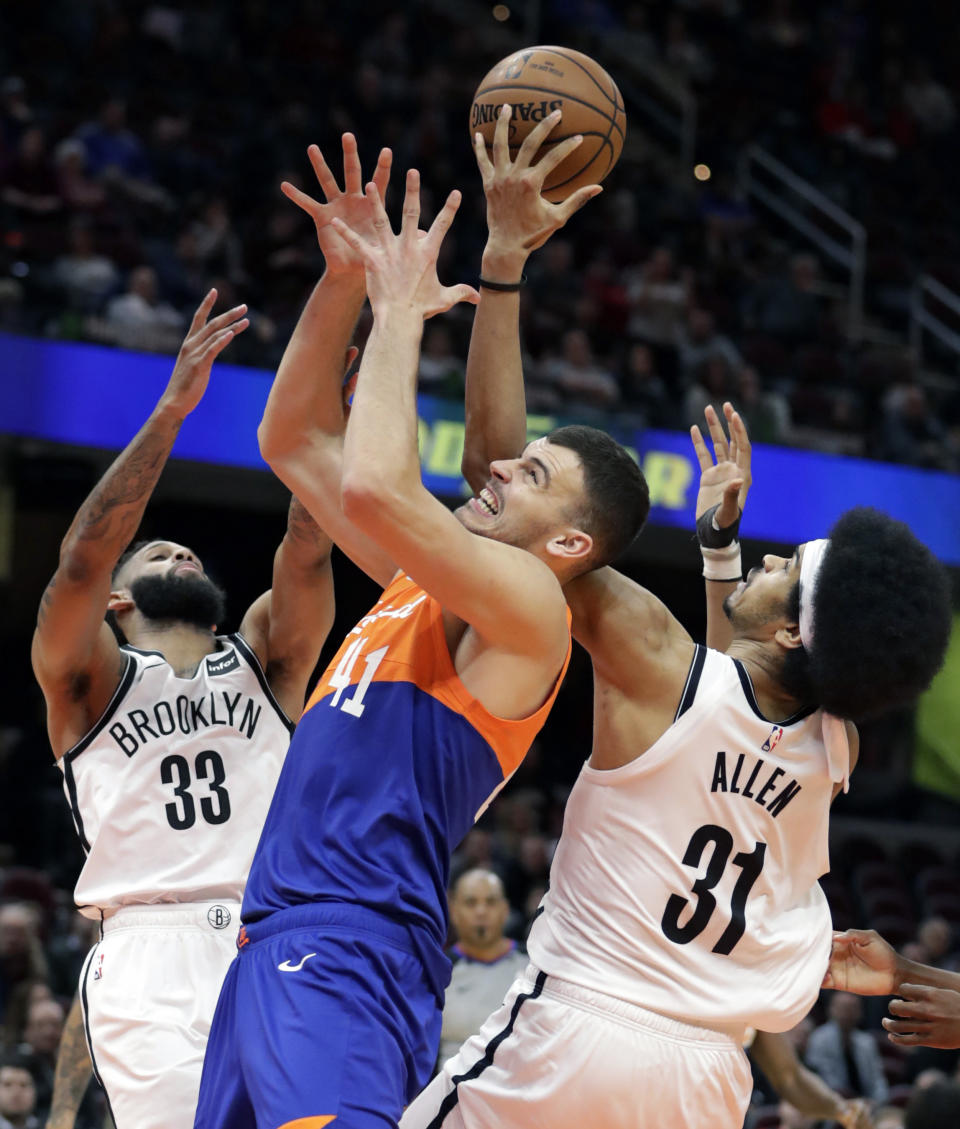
[701,543,742,582]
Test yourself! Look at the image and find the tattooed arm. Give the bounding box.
[46,993,92,1129]
[31,291,249,757]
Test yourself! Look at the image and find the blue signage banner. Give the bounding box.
[3,332,959,564]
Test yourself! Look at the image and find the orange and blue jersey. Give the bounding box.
[241,572,570,949]
[195,575,571,1129]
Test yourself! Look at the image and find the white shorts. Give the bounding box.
[401,964,752,1129]
[79,902,240,1129]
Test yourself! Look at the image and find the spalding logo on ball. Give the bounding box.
[470,45,626,203]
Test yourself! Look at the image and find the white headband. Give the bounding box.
[796,537,850,792]
[798,538,829,650]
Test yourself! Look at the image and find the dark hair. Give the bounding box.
[547,425,650,569]
[0,1049,36,1077]
[112,539,155,582]
[785,507,951,719]
[906,1082,960,1129]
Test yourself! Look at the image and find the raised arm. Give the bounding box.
[462,105,602,492]
[333,171,568,658]
[690,402,751,652]
[31,292,248,756]
[257,135,397,589]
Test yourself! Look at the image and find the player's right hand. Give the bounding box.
[475,104,601,263]
[690,401,751,527]
[160,289,249,417]
[838,1097,874,1129]
[281,135,392,277]
[822,928,900,996]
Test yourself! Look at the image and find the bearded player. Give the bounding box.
[31,291,340,1129]
[398,105,952,1129]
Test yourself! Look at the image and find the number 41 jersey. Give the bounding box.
[527,645,835,1035]
[59,635,293,919]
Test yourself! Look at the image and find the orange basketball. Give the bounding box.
[469,45,626,203]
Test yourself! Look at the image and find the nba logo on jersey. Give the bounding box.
[92,952,104,981]
[762,725,784,753]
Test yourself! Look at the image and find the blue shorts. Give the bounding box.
[194,903,447,1129]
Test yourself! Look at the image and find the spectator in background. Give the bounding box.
[0,908,48,1033]
[734,364,791,444]
[16,998,63,1118]
[0,76,33,153]
[53,140,108,216]
[0,1053,38,1129]
[903,61,956,135]
[806,992,890,1103]
[620,342,674,426]
[438,870,527,1066]
[677,306,742,380]
[743,253,822,344]
[626,245,690,349]
[905,1081,960,1128]
[1,984,52,1051]
[74,97,149,183]
[102,264,184,352]
[683,352,735,429]
[877,386,957,471]
[1,127,62,258]
[540,329,620,415]
[916,917,957,971]
[52,220,120,312]
[417,323,465,398]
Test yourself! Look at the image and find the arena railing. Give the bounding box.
[739,145,867,343]
[599,41,697,166]
[909,274,960,364]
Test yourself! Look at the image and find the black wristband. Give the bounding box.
[697,503,742,548]
[478,274,526,292]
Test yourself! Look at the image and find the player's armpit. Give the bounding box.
[565,567,693,695]
[341,481,569,662]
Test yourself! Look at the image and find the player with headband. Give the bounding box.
[400,103,953,1129]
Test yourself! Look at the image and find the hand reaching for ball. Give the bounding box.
[475,104,603,266]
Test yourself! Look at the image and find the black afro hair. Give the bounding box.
[805,507,951,719]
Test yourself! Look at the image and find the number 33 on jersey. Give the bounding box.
[59,634,292,918]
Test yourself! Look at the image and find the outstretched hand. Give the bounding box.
[281,134,392,276]
[822,929,899,996]
[331,168,479,320]
[160,289,249,417]
[884,984,960,1049]
[690,401,752,526]
[476,104,602,258]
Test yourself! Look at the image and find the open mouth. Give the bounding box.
[471,485,500,517]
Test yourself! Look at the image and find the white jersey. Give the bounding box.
[59,634,293,918]
[527,645,834,1034]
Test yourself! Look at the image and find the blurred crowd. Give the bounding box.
[1,0,959,469]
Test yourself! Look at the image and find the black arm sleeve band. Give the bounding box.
[697,503,742,548]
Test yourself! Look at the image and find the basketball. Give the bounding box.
[469,45,626,203]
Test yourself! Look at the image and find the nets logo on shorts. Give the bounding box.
[207,905,232,930]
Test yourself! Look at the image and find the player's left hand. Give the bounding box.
[690,401,752,526]
[331,168,479,320]
[281,135,392,277]
[476,104,602,260]
[883,983,960,1049]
